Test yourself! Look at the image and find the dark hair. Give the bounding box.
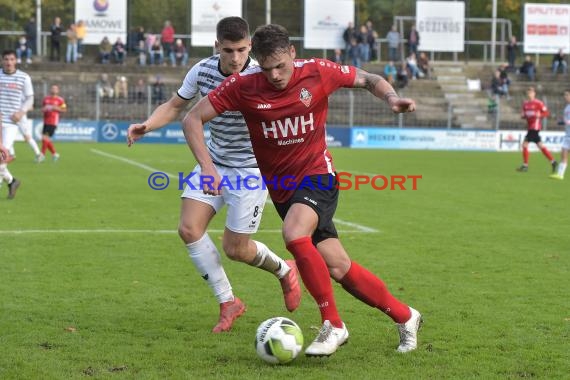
[2,49,17,58]
[216,17,250,42]
[251,24,291,63]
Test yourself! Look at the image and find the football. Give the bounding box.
[255,317,304,364]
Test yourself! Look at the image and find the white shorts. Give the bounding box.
[1,126,18,151]
[181,164,268,234]
[562,136,570,151]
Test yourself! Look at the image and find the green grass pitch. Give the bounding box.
[1,142,568,379]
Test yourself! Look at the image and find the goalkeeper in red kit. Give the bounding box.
[517,86,557,173]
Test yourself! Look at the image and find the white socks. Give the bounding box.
[27,138,40,156]
[557,162,567,178]
[187,233,233,303]
[251,241,290,279]
[0,163,13,184]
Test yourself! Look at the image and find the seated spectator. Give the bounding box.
[15,36,32,64]
[491,69,509,98]
[97,73,114,100]
[149,39,164,65]
[396,62,409,89]
[134,78,146,104]
[170,39,188,67]
[329,48,343,64]
[498,63,511,96]
[114,76,128,100]
[152,75,165,104]
[112,37,126,64]
[406,52,423,79]
[519,55,535,81]
[418,52,430,78]
[99,36,112,64]
[383,61,397,86]
[552,49,568,74]
[137,39,147,66]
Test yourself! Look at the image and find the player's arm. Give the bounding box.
[182,96,222,195]
[352,68,415,113]
[127,95,190,146]
[11,94,34,123]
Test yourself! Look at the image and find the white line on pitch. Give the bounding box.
[0,228,375,234]
[91,149,177,178]
[333,219,378,233]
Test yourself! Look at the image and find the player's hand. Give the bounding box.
[10,111,25,123]
[0,145,10,163]
[200,166,223,196]
[127,124,147,147]
[389,97,416,113]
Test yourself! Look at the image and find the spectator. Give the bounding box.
[170,39,188,67]
[97,73,114,100]
[134,78,146,104]
[406,52,423,79]
[15,36,32,64]
[386,25,400,62]
[50,17,63,61]
[329,48,343,64]
[552,49,568,74]
[151,75,165,104]
[383,60,397,86]
[161,20,175,65]
[406,24,420,56]
[499,63,511,97]
[134,26,146,65]
[24,16,37,55]
[99,36,112,64]
[365,20,378,61]
[418,52,430,79]
[149,39,164,65]
[65,23,78,63]
[112,37,126,64]
[358,25,369,63]
[491,70,509,98]
[346,37,361,68]
[75,20,86,59]
[519,55,536,82]
[342,22,356,63]
[507,36,518,71]
[145,31,156,59]
[114,76,128,100]
[396,62,409,89]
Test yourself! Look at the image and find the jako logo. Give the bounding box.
[257,104,272,109]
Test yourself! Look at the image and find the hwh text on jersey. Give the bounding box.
[261,112,314,139]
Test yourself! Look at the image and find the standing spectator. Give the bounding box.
[358,25,369,64]
[151,75,165,104]
[516,87,557,173]
[40,84,66,161]
[50,17,63,61]
[99,36,112,64]
[383,60,397,86]
[507,36,518,71]
[342,22,356,63]
[552,49,568,74]
[112,37,126,64]
[15,36,32,65]
[170,39,188,67]
[346,37,361,68]
[161,20,175,65]
[75,20,86,59]
[406,24,420,56]
[65,23,78,63]
[24,16,37,55]
[386,25,400,62]
[519,55,535,82]
[329,48,343,64]
[365,20,378,61]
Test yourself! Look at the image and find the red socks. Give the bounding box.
[286,237,342,327]
[339,261,411,323]
[41,138,56,155]
[541,146,554,161]
[523,147,529,165]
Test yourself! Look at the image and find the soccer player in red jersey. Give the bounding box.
[517,86,557,173]
[40,84,66,161]
[181,24,422,356]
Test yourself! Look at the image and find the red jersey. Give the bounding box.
[521,98,548,131]
[42,95,66,126]
[208,58,356,203]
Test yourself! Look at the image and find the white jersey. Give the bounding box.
[0,69,33,128]
[564,104,570,137]
[178,55,257,168]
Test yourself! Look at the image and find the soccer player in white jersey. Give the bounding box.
[127,17,300,333]
[0,50,42,163]
[0,50,32,198]
[551,90,570,180]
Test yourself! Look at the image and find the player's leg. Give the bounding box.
[0,127,21,199]
[42,126,58,160]
[517,139,530,171]
[318,237,422,352]
[552,146,568,179]
[17,118,41,161]
[222,168,300,312]
[536,140,556,172]
[178,190,244,333]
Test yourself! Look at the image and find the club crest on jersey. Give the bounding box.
[300,88,312,108]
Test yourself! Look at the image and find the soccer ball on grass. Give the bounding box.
[255,317,304,364]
